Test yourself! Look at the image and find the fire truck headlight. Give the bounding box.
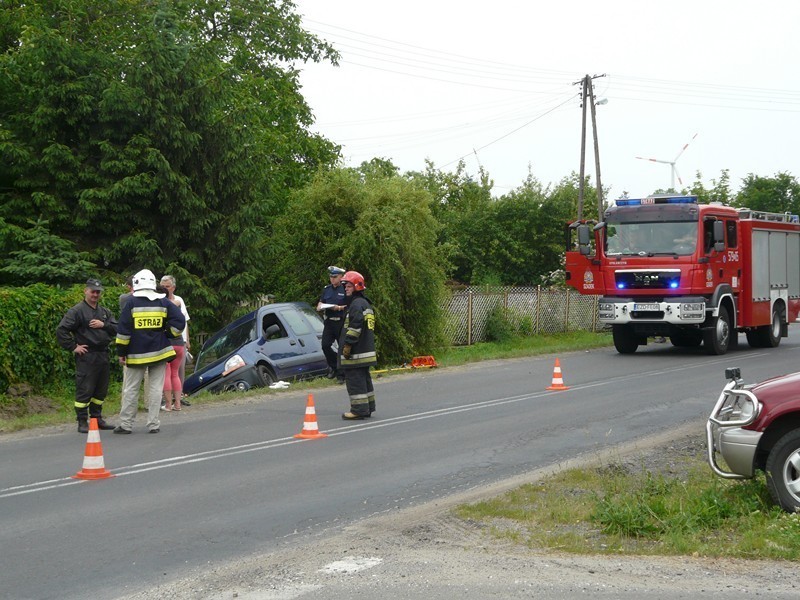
[680,303,704,318]
[599,302,615,319]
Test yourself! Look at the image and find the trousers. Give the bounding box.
[119,362,167,431]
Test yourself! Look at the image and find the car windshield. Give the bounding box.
[196,317,256,372]
[606,222,698,256]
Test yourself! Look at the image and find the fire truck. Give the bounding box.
[565,195,800,354]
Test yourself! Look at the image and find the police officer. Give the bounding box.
[56,278,118,433]
[338,271,377,420]
[316,265,347,381]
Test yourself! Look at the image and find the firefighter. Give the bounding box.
[316,265,348,382]
[338,270,377,420]
[56,278,118,433]
[114,269,185,434]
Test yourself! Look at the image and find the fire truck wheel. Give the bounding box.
[612,325,639,354]
[765,429,800,512]
[747,304,784,348]
[703,305,731,355]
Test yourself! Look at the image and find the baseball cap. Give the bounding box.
[85,278,104,291]
[328,265,346,276]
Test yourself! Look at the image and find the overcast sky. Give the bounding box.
[294,1,799,203]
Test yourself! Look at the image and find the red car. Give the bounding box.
[707,367,800,512]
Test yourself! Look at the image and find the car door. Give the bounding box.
[276,305,328,376]
[255,306,326,379]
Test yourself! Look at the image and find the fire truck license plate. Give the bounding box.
[634,303,660,311]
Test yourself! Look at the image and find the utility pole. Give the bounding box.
[574,74,606,221]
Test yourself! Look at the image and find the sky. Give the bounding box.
[293,1,800,205]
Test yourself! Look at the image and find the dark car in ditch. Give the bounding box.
[183,302,328,396]
[707,366,800,512]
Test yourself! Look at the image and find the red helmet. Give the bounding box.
[341,270,366,291]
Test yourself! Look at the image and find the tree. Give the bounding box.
[0,218,96,286]
[269,168,448,364]
[407,160,495,283]
[732,172,800,215]
[0,0,339,332]
[686,169,733,204]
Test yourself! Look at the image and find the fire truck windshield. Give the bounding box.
[606,222,698,256]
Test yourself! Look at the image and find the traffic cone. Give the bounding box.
[294,394,328,439]
[546,358,570,391]
[72,417,115,480]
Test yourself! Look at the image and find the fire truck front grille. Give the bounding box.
[615,271,680,290]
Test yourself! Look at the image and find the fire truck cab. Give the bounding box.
[565,195,800,355]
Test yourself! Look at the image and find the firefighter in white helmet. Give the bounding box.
[114,269,185,433]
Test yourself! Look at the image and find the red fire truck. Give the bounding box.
[565,195,800,354]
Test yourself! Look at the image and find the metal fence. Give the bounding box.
[195,287,601,349]
[443,286,602,346]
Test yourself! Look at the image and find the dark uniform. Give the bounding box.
[319,267,347,378]
[338,292,377,418]
[56,281,118,431]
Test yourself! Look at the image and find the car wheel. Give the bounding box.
[765,429,800,513]
[255,364,275,387]
[703,305,730,355]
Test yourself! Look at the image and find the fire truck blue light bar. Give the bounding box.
[615,196,697,206]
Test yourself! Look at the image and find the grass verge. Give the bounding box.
[455,440,800,560]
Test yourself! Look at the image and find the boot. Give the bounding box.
[342,412,367,420]
[77,418,89,433]
[95,417,115,430]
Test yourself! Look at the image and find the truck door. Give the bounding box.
[703,217,740,302]
[722,219,742,296]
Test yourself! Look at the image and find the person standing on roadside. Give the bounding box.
[316,266,347,382]
[118,275,134,311]
[160,274,191,408]
[114,269,185,434]
[338,271,377,420]
[56,278,118,433]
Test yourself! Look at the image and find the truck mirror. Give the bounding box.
[576,224,592,256]
[577,224,591,245]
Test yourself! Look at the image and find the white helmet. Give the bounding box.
[131,269,165,300]
[132,269,157,292]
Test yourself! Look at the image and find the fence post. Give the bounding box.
[535,285,541,334]
[593,296,599,332]
[564,288,571,332]
[467,290,473,346]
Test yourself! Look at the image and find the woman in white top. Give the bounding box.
[160,275,191,408]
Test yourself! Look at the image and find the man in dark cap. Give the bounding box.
[57,278,118,433]
[316,265,348,382]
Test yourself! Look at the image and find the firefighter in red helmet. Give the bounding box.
[338,270,377,419]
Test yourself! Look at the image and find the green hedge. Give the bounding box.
[0,284,125,393]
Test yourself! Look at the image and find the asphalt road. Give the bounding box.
[2,329,799,600]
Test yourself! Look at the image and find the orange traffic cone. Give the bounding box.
[72,417,115,480]
[546,358,570,391]
[294,394,328,439]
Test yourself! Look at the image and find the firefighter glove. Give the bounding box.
[342,344,352,359]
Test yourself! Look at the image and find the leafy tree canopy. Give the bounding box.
[0,0,340,332]
[268,167,448,364]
